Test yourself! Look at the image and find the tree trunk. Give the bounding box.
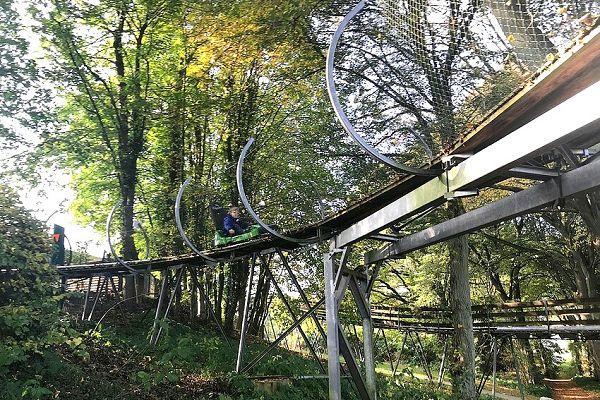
[447,201,477,399]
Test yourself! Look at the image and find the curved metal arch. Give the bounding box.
[106,200,138,273]
[175,177,217,264]
[326,0,438,176]
[236,138,321,244]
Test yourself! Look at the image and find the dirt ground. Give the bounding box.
[545,379,599,400]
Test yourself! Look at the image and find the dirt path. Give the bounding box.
[545,379,599,400]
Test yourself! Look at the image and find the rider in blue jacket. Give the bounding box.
[223,206,250,236]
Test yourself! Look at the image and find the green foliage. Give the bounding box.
[0,185,83,399]
[0,0,53,179]
[30,310,466,400]
[379,380,459,400]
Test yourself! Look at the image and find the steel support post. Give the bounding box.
[413,332,433,381]
[82,277,93,321]
[133,272,139,303]
[144,273,150,295]
[362,314,376,399]
[492,337,498,398]
[380,328,394,371]
[509,338,525,400]
[349,276,377,399]
[236,255,256,373]
[268,317,278,342]
[150,269,169,345]
[338,327,372,400]
[87,277,108,321]
[324,248,373,400]
[438,336,449,387]
[324,251,342,400]
[392,331,408,378]
[477,339,495,397]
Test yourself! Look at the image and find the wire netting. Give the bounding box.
[333,0,599,168]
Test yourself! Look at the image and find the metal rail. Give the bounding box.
[365,156,600,264]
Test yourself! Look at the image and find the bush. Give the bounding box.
[0,185,82,399]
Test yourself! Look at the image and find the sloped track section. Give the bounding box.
[52,24,600,279]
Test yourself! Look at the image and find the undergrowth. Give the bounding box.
[2,306,465,399]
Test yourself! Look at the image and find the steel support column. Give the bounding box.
[392,332,408,378]
[81,277,92,321]
[509,338,525,400]
[324,251,342,400]
[152,267,185,345]
[87,276,108,321]
[380,328,394,371]
[438,336,449,387]
[324,248,373,400]
[492,338,498,398]
[150,269,169,345]
[349,275,377,399]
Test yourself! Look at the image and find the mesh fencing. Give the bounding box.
[333,0,599,168]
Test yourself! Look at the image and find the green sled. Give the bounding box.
[214,225,261,247]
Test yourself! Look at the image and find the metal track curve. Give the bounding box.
[175,178,217,264]
[326,0,438,176]
[236,138,321,244]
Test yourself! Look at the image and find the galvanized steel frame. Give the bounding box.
[335,81,600,249]
[365,156,600,264]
